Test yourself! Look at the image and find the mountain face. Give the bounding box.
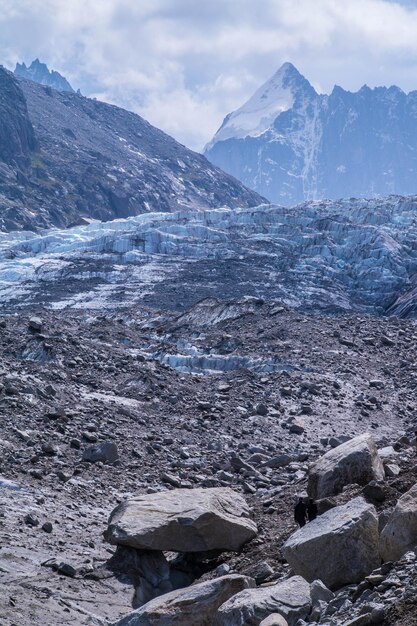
[0,67,264,232]
[205,63,417,205]
[14,58,74,92]
[1,195,416,317]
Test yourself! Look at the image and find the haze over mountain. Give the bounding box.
[0,65,263,232]
[205,62,417,205]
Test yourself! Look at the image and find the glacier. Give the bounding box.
[1,196,417,316]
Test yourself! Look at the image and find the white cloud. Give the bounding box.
[1,0,417,150]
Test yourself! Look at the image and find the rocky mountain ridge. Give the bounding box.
[14,59,75,93]
[205,63,417,205]
[0,66,264,232]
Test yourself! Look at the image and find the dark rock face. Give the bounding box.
[0,67,264,232]
[14,59,75,93]
[0,68,37,168]
[205,63,417,205]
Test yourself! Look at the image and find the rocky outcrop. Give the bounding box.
[15,59,74,93]
[308,433,385,499]
[205,62,417,205]
[380,482,417,561]
[110,574,253,626]
[0,67,37,169]
[104,487,257,552]
[215,575,311,626]
[282,497,380,589]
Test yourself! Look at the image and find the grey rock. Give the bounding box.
[262,454,292,469]
[104,487,257,552]
[362,481,386,503]
[384,463,400,478]
[308,433,385,499]
[41,521,53,533]
[82,442,119,464]
[259,615,289,626]
[380,482,417,561]
[28,317,42,332]
[215,575,311,626]
[310,579,334,606]
[282,497,380,589]
[245,560,274,584]
[110,574,253,626]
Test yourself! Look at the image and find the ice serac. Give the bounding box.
[282,498,380,590]
[0,66,264,232]
[14,59,74,92]
[307,433,385,499]
[104,487,257,552]
[205,63,417,205]
[2,196,417,316]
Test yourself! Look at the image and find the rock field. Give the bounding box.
[1,298,417,625]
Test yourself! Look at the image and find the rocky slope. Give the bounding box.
[205,63,417,205]
[0,67,264,232]
[1,300,417,625]
[15,59,75,92]
[1,195,417,317]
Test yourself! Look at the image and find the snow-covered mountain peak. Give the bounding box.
[205,65,417,206]
[206,62,316,147]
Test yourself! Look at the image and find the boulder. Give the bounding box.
[110,574,253,626]
[362,480,386,502]
[384,463,400,478]
[308,433,384,499]
[282,497,380,590]
[83,441,119,464]
[28,316,42,332]
[309,579,334,605]
[378,446,397,460]
[105,487,257,552]
[215,575,311,626]
[380,482,417,561]
[259,615,289,626]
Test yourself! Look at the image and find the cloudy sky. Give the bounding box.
[2,0,417,150]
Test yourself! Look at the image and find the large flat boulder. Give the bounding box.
[282,497,380,590]
[215,575,311,626]
[110,574,253,626]
[380,482,417,561]
[308,433,384,499]
[104,487,257,552]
